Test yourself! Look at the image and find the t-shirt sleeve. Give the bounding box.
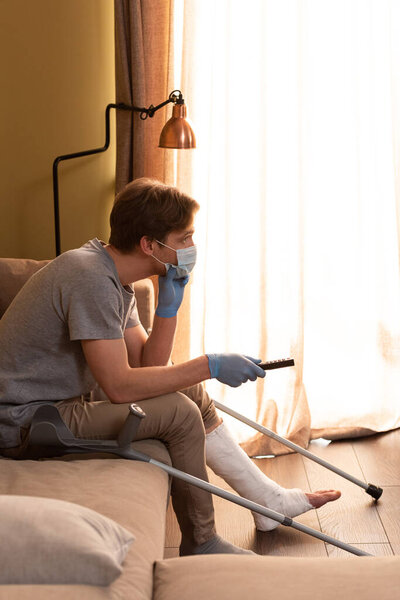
[59,274,129,341]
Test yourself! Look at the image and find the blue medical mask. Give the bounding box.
[152,239,197,278]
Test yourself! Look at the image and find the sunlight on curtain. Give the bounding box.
[177,0,400,447]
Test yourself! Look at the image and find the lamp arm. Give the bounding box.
[52,92,184,256]
[137,90,183,119]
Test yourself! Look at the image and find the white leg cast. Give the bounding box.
[206,421,313,531]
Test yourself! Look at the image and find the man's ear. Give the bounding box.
[140,235,156,256]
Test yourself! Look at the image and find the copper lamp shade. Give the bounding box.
[159,103,196,149]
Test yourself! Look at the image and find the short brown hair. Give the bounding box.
[109,178,199,252]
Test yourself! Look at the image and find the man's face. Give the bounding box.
[154,222,196,268]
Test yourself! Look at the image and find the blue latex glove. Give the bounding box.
[156,267,190,318]
[206,353,266,387]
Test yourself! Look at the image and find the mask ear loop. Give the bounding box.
[155,239,175,251]
[150,241,174,275]
[151,253,171,276]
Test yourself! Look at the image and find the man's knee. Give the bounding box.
[157,392,205,434]
[134,392,206,445]
[166,391,203,420]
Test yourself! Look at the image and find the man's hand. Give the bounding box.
[206,353,266,387]
[156,267,189,318]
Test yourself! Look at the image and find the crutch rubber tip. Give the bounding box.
[366,484,383,501]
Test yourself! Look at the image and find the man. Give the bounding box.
[0,178,340,556]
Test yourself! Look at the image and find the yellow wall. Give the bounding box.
[0,0,116,259]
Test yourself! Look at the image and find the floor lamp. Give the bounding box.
[52,90,196,256]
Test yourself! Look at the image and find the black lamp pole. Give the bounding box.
[52,91,185,256]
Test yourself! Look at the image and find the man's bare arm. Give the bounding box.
[124,314,176,368]
[81,337,210,403]
[141,314,176,366]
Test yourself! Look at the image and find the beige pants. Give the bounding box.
[22,383,219,546]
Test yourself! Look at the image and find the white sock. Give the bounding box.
[206,421,313,531]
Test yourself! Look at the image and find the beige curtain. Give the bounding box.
[174,0,400,456]
[114,0,175,191]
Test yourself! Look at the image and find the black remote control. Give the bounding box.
[259,358,295,370]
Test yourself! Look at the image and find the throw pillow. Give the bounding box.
[0,495,134,585]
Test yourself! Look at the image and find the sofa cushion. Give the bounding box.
[0,439,171,600]
[0,495,134,585]
[153,554,400,600]
[0,258,49,318]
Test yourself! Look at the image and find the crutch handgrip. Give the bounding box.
[117,403,146,448]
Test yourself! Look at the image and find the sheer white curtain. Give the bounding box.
[175,0,400,452]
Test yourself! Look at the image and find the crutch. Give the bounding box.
[25,403,373,557]
[213,358,383,501]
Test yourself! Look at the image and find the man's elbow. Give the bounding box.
[106,390,126,404]
[101,380,139,405]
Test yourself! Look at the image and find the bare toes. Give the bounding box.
[306,490,341,509]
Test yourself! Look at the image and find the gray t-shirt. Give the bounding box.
[0,239,140,448]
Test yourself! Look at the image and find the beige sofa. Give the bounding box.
[1,257,399,600]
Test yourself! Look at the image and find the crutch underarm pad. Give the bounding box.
[366,484,383,500]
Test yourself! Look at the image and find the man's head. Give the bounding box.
[109,178,200,253]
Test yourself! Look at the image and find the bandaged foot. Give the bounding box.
[206,421,340,531]
[180,534,255,556]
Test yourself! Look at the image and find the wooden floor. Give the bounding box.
[164,428,400,558]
